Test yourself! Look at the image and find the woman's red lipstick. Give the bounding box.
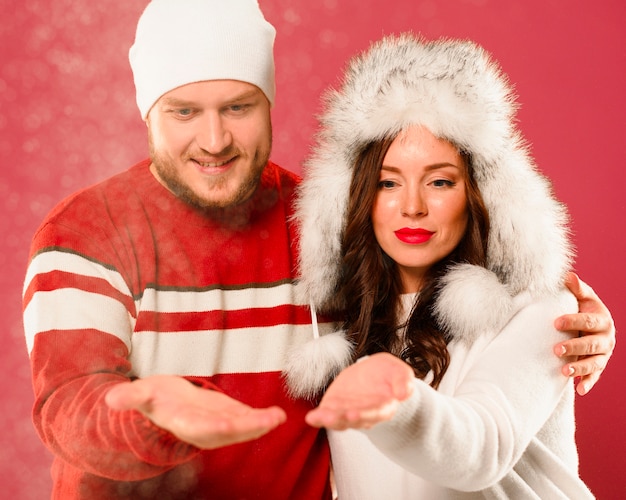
[394,228,434,244]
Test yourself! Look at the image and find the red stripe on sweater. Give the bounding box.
[135,304,313,332]
[23,270,136,316]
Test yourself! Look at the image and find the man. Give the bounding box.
[22,1,615,499]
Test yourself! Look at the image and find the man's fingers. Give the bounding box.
[562,355,606,378]
[563,272,599,304]
[103,376,288,449]
[561,333,604,356]
[556,273,616,396]
[556,331,615,358]
[105,382,152,411]
[556,313,610,334]
[561,352,607,395]
[216,407,287,442]
[575,372,601,396]
[169,406,287,449]
[563,272,584,298]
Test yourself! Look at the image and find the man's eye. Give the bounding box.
[228,104,250,113]
[176,108,192,116]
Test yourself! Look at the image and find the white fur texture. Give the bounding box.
[295,34,573,342]
[434,264,514,344]
[284,330,353,399]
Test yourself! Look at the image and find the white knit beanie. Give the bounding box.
[129,0,276,119]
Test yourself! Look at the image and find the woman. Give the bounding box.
[285,34,594,498]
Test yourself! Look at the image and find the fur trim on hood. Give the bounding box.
[286,34,573,398]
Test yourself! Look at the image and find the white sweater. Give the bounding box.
[329,290,594,499]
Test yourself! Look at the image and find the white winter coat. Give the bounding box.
[329,292,593,499]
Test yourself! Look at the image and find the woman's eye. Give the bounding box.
[378,180,396,189]
[432,179,454,187]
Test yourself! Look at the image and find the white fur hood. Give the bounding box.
[286,34,573,398]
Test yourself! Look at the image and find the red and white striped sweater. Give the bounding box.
[23,159,332,499]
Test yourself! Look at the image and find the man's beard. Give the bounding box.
[149,140,270,211]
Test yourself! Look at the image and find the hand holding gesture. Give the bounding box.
[105,375,286,449]
[306,353,414,430]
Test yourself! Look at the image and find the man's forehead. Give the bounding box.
[159,80,264,104]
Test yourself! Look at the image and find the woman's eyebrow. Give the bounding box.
[424,162,463,171]
[380,162,462,172]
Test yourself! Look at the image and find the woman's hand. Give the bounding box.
[305,352,414,430]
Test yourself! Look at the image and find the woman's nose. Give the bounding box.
[400,189,427,217]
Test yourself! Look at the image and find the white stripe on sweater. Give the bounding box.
[23,250,131,297]
[24,250,303,312]
[139,282,301,313]
[128,324,330,377]
[23,289,136,354]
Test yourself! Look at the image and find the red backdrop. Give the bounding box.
[2,1,624,498]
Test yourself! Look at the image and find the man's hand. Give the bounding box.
[305,353,414,430]
[554,272,616,396]
[105,375,286,449]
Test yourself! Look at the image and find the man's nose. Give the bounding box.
[197,113,233,154]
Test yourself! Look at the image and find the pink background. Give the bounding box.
[2,1,624,498]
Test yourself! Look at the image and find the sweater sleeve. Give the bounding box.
[362,290,577,491]
[23,218,206,481]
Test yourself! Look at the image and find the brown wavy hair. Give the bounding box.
[337,133,490,388]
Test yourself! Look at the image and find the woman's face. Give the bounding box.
[372,126,469,293]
